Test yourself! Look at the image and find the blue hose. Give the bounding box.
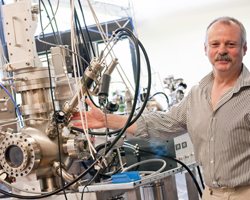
[0,83,23,127]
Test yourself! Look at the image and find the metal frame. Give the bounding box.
[80,162,198,192]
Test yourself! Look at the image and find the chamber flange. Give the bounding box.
[0,133,41,177]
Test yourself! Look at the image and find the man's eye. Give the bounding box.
[211,43,219,46]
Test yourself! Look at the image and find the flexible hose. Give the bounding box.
[79,31,152,136]
[139,148,203,197]
[149,92,169,107]
[122,159,166,177]
[197,166,205,190]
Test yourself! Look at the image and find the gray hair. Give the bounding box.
[205,17,247,47]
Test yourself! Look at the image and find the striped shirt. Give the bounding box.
[135,64,250,189]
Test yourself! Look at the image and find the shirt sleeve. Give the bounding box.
[134,92,190,142]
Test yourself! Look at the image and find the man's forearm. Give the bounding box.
[106,114,137,134]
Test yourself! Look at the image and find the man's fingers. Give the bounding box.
[73,121,86,127]
[71,113,86,120]
[85,98,95,109]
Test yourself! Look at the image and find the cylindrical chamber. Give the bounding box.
[21,88,52,105]
[13,67,58,124]
[140,181,166,200]
[19,123,72,179]
[40,177,58,192]
[54,76,77,108]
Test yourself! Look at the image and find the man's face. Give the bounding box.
[205,21,247,74]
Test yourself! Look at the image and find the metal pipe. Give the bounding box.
[62,58,118,120]
[63,75,94,118]
[55,167,80,190]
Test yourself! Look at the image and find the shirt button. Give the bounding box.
[210,159,214,164]
[212,181,217,185]
[211,137,214,141]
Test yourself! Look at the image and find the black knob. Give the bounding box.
[54,110,67,123]
[106,101,119,112]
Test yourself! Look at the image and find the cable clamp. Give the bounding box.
[102,157,108,168]
[133,144,140,157]
[180,166,185,174]
[94,161,103,170]
[94,158,103,170]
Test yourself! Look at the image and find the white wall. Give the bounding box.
[132,0,250,93]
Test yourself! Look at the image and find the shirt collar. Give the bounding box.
[234,64,250,93]
[199,64,250,93]
[199,70,214,90]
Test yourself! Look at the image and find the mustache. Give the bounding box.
[214,54,232,62]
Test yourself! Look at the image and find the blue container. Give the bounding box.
[111,171,141,183]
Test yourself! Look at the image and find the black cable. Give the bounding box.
[71,126,113,136]
[104,28,142,154]
[0,158,98,199]
[74,8,91,63]
[40,0,60,45]
[139,148,203,198]
[71,11,100,109]
[108,34,151,129]
[106,154,118,172]
[79,33,151,136]
[12,87,18,120]
[74,12,85,76]
[73,9,97,111]
[38,1,68,199]
[81,169,100,200]
[197,166,205,190]
[133,151,141,171]
[95,141,111,152]
[149,92,169,107]
[103,106,109,154]
[77,28,147,177]
[71,28,100,109]
[77,0,96,57]
[47,0,63,45]
[81,161,96,177]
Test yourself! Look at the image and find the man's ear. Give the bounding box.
[243,42,247,56]
[204,43,208,56]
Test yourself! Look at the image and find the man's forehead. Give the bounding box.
[207,21,241,40]
[208,20,240,33]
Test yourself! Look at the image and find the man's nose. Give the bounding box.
[218,44,228,55]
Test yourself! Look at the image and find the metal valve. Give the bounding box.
[106,101,119,112]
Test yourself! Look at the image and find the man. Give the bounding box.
[72,17,250,200]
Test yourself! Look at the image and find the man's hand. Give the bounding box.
[71,98,105,129]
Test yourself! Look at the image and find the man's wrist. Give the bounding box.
[101,113,107,128]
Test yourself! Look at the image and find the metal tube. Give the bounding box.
[63,75,94,117]
[104,58,119,75]
[56,168,80,190]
